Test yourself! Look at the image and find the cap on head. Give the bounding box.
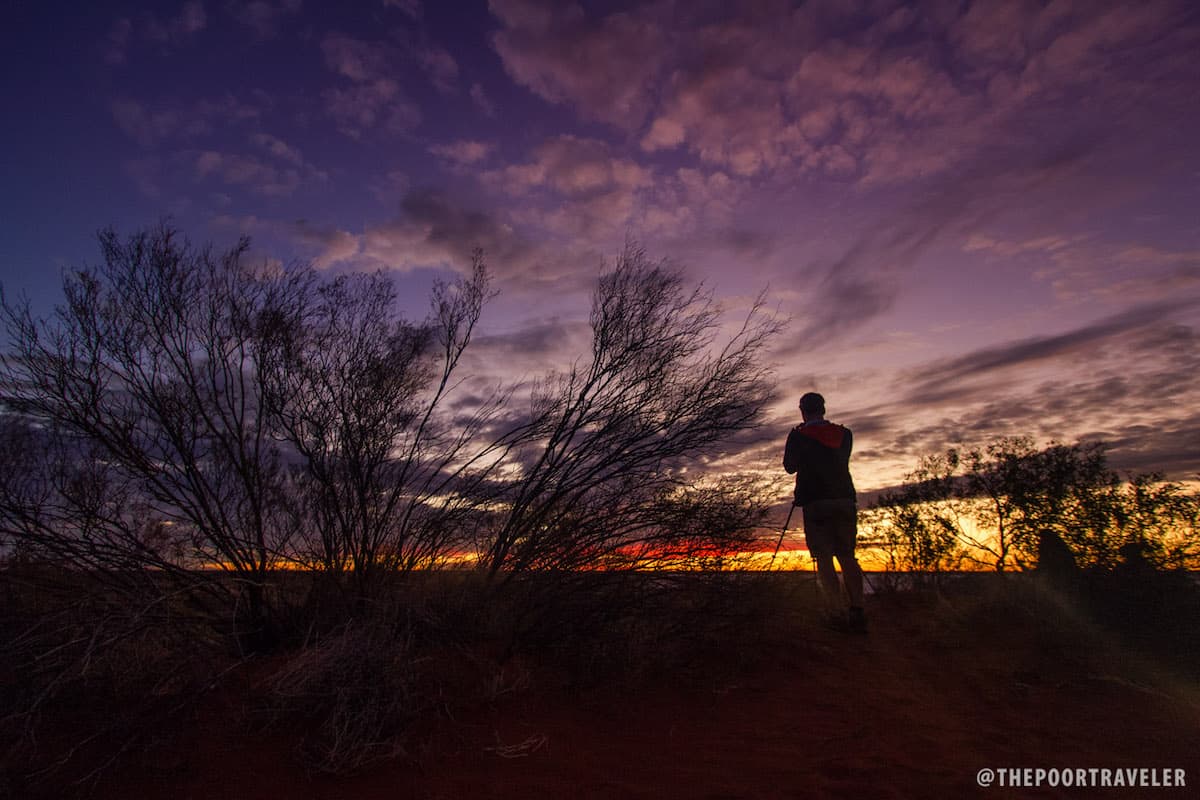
[799,392,825,415]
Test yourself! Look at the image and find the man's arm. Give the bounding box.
[783,428,801,474]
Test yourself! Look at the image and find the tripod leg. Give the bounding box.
[768,504,796,569]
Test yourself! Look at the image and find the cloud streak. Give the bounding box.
[908,297,1200,392]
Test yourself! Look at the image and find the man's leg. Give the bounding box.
[813,552,842,600]
[804,502,845,614]
[831,499,866,631]
[839,553,865,608]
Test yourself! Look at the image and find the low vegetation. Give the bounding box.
[862,438,1199,578]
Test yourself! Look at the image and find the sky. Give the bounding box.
[2,0,1199,498]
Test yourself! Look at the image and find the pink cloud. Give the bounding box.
[484,135,650,197]
[251,132,304,165]
[470,82,498,117]
[488,0,669,128]
[429,140,495,166]
[488,1,1195,185]
[230,0,302,39]
[322,79,421,138]
[321,33,391,82]
[191,135,325,197]
[110,95,262,148]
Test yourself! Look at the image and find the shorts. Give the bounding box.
[802,498,858,561]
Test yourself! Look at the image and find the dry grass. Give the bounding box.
[265,618,423,774]
[4,563,1197,794]
[0,570,230,797]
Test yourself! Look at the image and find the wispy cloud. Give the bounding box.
[429,140,495,167]
[470,83,497,117]
[318,30,459,136]
[394,28,460,93]
[229,0,303,39]
[294,188,589,294]
[192,131,326,196]
[109,95,262,148]
[908,298,1200,393]
[322,79,421,137]
[483,135,650,197]
[480,135,655,242]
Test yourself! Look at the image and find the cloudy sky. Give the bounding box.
[3,0,1199,495]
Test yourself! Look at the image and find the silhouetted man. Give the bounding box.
[783,392,866,633]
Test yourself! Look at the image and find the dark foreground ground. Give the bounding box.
[85,578,1200,800]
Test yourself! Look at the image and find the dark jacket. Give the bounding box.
[783,420,856,507]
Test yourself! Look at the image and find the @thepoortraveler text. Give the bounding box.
[976,767,1186,789]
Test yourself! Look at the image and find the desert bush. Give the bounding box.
[478,245,781,581]
[873,437,1199,573]
[0,227,312,631]
[0,225,791,784]
[0,226,505,623]
[483,569,795,690]
[866,452,966,587]
[258,253,505,598]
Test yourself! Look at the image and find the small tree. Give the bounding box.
[479,245,781,581]
[258,252,504,599]
[903,438,1117,572]
[0,413,195,588]
[1,226,310,630]
[1068,473,1200,570]
[878,436,1199,573]
[871,450,966,580]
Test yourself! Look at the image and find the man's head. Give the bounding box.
[799,391,825,422]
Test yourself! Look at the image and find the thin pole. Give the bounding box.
[768,504,796,570]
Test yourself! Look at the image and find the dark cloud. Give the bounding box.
[774,133,1139,350]
[400,188,524,260]
[295,188,600,297]
[776,192,981,347]
[488,0,671,129]
[908,297,1200,392]
[828,312,1200,485]
[472,318,584,360]
[1103,416,1200,477]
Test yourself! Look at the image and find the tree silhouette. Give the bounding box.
[870,436,1199,572]
[479,244,782,581]
[257,252,503,598]
[1,226,308,631]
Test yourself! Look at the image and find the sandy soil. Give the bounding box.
[91,591,1200,800]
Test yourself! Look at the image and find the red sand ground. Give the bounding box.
[92,595,1200,800]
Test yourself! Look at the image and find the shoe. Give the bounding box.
[821,612,851,632]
